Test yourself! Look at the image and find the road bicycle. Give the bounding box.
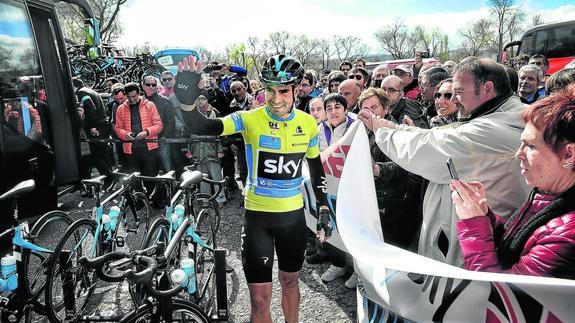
[44,171,150,322]
[141,169,229,320]
[0,180,72,322]
[79,241,226,322]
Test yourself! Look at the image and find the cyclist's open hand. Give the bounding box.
[175,55,203,105]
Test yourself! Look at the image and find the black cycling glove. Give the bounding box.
[175,71,202,105]
[317,207,333,238]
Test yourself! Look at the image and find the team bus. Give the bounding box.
[0,0,98,219]
[504,19,575,75]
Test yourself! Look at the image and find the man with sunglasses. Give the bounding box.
[108,83,128,170]
[381,75,428,128]
[161,71,187,140]
[348,66,369,89]
[159,70,176,97]
[141,75,178,179]
[174,54,331,323]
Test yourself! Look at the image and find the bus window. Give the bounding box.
[520,33,533,56]
[534,29,548,55]
[0,1,50,147]
[548,24,575,58]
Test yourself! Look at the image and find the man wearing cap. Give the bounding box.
[393,64,419,101]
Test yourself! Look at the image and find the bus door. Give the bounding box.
[0,0,80,219]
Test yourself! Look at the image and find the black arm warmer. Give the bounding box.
[180,107,224,136]
[306,155,328,207]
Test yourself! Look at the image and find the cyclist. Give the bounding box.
[175,54,332,323]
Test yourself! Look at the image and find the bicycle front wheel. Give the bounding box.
[123,191,150,251]
[119,298,210,323]
[194,207,217,314]
[23,210,73,314]
[193,193,221,234]
[45,218,99,323]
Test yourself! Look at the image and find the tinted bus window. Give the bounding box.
[520,33,533,56]
[0,1,50,147]
[548,24,575,58]
[534,29,548,54]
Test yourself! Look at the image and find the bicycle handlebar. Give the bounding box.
[78,242,165,282]
[123,255,185,299]
[79,251,130,282]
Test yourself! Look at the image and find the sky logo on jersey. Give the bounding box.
[258,151,305,180]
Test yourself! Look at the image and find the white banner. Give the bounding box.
[304,121,575,322]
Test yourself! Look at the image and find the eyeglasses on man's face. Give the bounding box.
[349,74,363,80]
[162,77,173,82]
[144,83,157,87]
[382,87,400,94]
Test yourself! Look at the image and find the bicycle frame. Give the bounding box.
[0,222,53,320]
[90,181,141,256]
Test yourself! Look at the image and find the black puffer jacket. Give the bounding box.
[146,93,175,138]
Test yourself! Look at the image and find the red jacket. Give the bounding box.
[457,192,575,279]
[114,97,163,154]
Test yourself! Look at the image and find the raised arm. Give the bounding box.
[175,55,224,136]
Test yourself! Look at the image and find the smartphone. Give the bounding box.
[446,158,459,180]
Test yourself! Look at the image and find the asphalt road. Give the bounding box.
[28,184,356,322]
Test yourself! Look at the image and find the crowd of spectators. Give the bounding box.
[76,52,575,287]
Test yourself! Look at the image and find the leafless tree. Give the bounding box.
[531,13,544,27]
[246,37,265,76]
[488,0,526,62]
[56,0,128,45]
[374,19,414,59]
[459,19,495,57]
[332,35,369,63]
[317,39,337,70]
[412,25,449,58]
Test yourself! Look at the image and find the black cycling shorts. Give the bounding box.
[241,208,306,283]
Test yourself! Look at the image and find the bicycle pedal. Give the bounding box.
[116,236,125,247]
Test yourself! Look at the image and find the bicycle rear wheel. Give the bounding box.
[119,298,210,323]
[23,210,73,314]
[45,218,99,323]
[77,62,99,88]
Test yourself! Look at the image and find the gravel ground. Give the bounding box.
[29,182,356,322]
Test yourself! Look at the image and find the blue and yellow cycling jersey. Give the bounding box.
[221,106,319,212]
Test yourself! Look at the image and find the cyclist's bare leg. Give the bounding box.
[278,270,300,323]
[248,282,273,323]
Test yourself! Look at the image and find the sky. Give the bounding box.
[116,0,575,53]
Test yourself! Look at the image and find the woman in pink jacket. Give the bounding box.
[451,85,575,279]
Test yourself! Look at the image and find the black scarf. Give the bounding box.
[496,185,575,270]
